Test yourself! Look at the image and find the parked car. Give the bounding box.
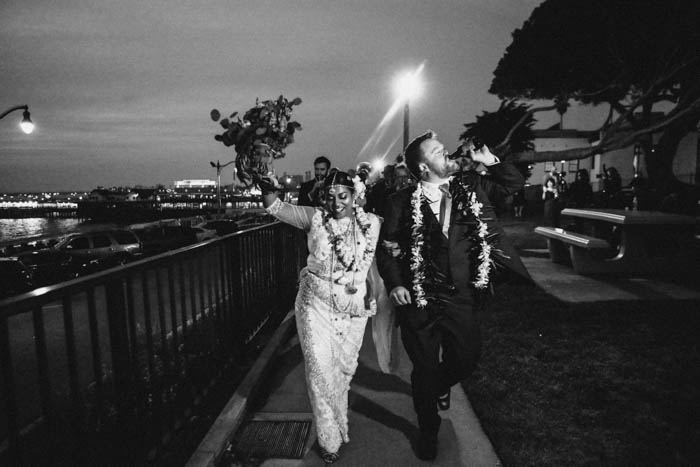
[191,225,217,242]
[0,257,36,298]
[16,249,81,286]
[134,225,199,256]
[54,230,142,263]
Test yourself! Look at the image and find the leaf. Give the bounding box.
[210,109,220,121]
[229,111,238,119]
[220,118,229,129]
[291,97,302,106]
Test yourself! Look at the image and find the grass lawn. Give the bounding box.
[462,218,700,466]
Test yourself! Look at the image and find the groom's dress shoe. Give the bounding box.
[416,434,438,461]
[437,389,451,411]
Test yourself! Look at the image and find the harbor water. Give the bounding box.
[0,218,120,245]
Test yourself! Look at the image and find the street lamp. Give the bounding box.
[394,65,424,150]
[0,105,34,134]
[210,159,235,214]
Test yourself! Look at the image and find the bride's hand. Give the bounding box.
[255,173,282,194]
[389,286,412,306]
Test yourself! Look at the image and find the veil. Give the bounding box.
[367,259,399,373]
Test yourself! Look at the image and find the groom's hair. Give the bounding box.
[404,130,436,177]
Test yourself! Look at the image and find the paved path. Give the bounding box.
[521,249,700,302]
[245,322,501,467]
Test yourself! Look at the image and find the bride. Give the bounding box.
[259,169,381,464]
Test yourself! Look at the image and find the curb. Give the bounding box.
[186,310,297,467]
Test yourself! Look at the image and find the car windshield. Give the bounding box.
[112,231,138,245]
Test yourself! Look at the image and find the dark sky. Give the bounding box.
[0,0,581,192]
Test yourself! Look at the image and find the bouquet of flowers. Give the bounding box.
[210,95,302,186]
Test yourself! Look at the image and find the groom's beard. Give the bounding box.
[457,157,477,171]
[442,159,462,177]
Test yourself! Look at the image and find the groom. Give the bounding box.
[377,130,524,460]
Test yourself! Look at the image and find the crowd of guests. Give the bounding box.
[297,157,656,232]
[295,153,417,217]
[540,165,634,226]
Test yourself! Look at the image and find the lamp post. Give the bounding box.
[0,105,34,134]
[210,160,235,214]
[394,66,424,150]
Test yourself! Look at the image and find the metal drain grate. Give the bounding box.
[232,420,311,459]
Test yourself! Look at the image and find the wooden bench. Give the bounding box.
[534,226,612,266]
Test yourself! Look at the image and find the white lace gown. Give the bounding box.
[266,198,381,453]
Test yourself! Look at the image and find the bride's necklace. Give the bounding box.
[325,215,358,271]
[325,214,359,294]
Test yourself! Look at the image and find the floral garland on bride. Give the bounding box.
[410,179,493,309]
[310,183,376,287]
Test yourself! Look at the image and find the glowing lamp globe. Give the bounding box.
[20,110,34,134]
[394,71,423,102]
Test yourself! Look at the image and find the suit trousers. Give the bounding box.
[399,289,482,437]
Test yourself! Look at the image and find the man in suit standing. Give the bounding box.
[377,130,524,460]
[297,155,330,206]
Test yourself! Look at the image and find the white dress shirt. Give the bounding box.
[421,179,451,237]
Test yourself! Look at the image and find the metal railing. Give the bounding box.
[0,221,305,465]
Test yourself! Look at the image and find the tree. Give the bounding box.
[460,99,535,181]
[488,0,700,208]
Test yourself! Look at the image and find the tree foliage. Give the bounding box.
[488,0,700,194]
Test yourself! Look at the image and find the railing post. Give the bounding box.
[0,315,22,463]
[105,279,132,397]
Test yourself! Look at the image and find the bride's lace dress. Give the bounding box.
[266,198,381,453]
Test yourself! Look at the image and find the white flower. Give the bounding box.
[352,175,367,200]
[410,184,427,309]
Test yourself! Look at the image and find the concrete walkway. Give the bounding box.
[521,248,700,302]
[189,310,501,467]
[248,324,501,467]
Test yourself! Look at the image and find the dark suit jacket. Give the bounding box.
[297,179,319,206]
[377,162,531,297]
[365,179,391,216]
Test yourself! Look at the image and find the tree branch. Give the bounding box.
[510,95,700,164]
[494,103,559,153]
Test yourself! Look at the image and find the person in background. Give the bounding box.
[542,176,560,226]
[392,164,413,192]
[297,156,331,206]
[512,188,526,218]
[260,169,381,464]
[568,169,593,209]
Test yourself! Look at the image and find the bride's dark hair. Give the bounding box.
[323,169,355,191]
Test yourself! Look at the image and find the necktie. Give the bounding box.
[438,183,451,230]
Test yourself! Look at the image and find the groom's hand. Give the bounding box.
[389,286,412,306]
[467,140,499,166]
